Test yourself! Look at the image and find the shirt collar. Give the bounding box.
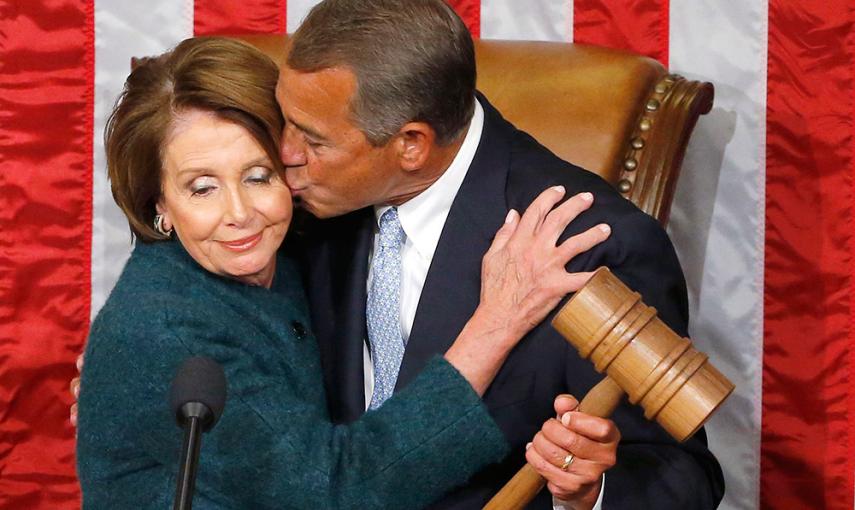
[375,99,485,260]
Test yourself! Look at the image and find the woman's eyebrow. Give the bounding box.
[176,166,210,178]
[242,157,273,171]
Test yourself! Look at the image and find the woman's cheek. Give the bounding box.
[176,202,225,242]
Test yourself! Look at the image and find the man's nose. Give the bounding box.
[280,125,307,167]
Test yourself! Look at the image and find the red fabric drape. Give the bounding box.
[573,0,670,65]
[0,1,94,508]
[194,0,287,35]
[448,0,481,38]
[762,1,855,508]
[3,2,854,509]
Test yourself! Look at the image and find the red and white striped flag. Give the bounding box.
[2,1,853,508]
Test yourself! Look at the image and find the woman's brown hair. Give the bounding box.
[105,37,284,242]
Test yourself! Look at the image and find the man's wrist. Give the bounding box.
[551,473,604,510]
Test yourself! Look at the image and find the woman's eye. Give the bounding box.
[189,176,217,196]
[190,185,215,197]
[245,167,272,184]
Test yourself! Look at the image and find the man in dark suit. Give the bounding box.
[277,0,725,508]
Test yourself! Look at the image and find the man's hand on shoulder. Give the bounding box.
[526,395,618,510]
[69,353,83,427]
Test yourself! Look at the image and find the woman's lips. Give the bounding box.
[218,232,263,252]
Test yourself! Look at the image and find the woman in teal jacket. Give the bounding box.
[76,37,609,509]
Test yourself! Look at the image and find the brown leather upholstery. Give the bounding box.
[236,35,713,225]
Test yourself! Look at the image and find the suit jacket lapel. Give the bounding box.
[303,209,373,423]
[396,97,513,390]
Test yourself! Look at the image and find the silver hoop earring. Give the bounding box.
[153,214,173,237]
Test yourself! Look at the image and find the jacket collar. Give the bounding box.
[396,94,514,388]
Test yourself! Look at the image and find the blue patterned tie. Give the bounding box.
[367,208,406,410]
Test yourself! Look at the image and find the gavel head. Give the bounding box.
[551,267,734,442]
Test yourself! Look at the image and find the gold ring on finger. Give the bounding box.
[560,453,575,471]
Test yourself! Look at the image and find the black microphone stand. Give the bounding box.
[170,356,226,510]
[174,402,212,510]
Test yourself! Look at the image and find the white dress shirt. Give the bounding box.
[363,99,603,510]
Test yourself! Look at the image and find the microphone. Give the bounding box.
[169,356,227,510]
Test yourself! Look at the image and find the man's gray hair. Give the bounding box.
[287,0,476,146]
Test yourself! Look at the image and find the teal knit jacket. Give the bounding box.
[77,240,508,509]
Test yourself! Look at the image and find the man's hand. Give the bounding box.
[526,395,619,510]
[69,354,83,426]
[476,188,610,346]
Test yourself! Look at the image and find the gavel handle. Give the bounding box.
[482,376,625,510]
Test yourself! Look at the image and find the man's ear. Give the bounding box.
[394,122,435,172]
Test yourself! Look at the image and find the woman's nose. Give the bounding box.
[224,188,250,226]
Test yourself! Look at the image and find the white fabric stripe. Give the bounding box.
[481,0,573,42]
[667,1,768,509]
[566,0,572,42]
[91,0,194,318]
[286,0,318,33]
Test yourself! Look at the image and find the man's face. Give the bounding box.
[275,65,401,218]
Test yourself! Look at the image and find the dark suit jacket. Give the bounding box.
[299,95,725,509]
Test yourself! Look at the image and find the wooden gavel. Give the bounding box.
[484,267,734,509]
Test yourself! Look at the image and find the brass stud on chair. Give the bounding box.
[618,179,632,193]
[639,118,652,131]
[646,99,660,112]
[654,82,669,94]
[624,158,638,171]
[631,137,645,150]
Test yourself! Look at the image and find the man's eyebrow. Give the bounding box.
[288,119,328,143]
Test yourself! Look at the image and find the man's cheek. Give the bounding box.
[284,167,305,189]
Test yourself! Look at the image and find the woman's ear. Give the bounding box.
[155,201,172,231]
[394,122,435,172]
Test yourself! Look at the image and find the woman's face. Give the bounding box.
[157,109,291,287]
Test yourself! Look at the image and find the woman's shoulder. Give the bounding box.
[98,241,193,310]
[90,239,311,351]
[91,241,224,340]
[108,239,193,289]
